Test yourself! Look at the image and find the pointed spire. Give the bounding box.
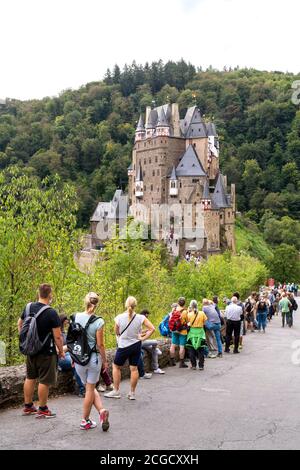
[170,166,177,180]
[202,179,211,200]
[146,109,157,129]
[157,107,169,127]
[136,114,145,131]
[176,145,206,177]
[136,163,143,182]
[212,173,229,208]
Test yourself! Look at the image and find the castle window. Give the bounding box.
[153,170,155,176]
[192,179,199,183]
[180,183,182,188]
[151,185,153,191]
[149,159,151,164]
[157,170,160,176]
[155,156,158,163]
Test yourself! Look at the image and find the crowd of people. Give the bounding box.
[17,282,298,432]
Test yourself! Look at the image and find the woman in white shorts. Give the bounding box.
[74,292,110,431]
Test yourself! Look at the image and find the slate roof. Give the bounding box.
[91,190,125,222]
[170,166,177,180]
[176,145,206,177]
[212,174,230,208]
[136,114,145,131]
[136,163,143,182]
[157,107,169,127]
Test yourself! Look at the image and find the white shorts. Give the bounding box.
[75,353,102,385]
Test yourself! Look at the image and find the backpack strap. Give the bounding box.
[24,303,32,318]
[34,305,51,319]
[191,311,199,327]
[120,314,136,336]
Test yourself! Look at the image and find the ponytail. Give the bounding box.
[125,296,137,318]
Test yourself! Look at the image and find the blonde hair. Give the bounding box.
[125,296,137,317]
[203,298,213,306]
[85,292,100,311]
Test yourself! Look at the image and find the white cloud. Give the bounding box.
[0,0,299,100]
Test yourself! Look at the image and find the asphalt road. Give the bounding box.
[1,299,300,450]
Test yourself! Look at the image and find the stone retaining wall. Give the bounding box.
[0,339,171,409]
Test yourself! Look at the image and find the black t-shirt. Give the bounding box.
[21,302,61,355]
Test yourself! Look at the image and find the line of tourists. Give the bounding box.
[17,283,298,432]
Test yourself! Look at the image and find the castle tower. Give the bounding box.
[156,108,170,137]
[135,115,146,142]
[128,102,235,259]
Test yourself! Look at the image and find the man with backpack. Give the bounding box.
[18,284,64,418]
[287,292,298,328]
[169,297,189,368]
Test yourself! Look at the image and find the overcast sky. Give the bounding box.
[0,0,299,100]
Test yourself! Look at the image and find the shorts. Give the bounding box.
[114,341,142,367]
[171,332,187,347]
[75,353,102,385]
[26,354,58,386]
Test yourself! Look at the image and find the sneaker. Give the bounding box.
[208,353,217,359]
[156,348,163,356]
[179,361,188,368]
[78,392,85,398]
[142,373,152,379]
[225,349,230,354]
[191,366,197,370]
[106,384,114,391]
[199,366,204,371]
[36,408,56,419]
[217,353,223,358]
[97,384,106,392]
[153,368,165,374]
[99,409,110,432]
[22,404,38,416]
[233,350,240,354]
[127,392,136,400]
[104,389,121,399]
[80,418,97,430]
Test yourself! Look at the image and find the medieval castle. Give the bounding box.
[91,103,236,258]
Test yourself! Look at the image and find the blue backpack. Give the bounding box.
[159,314,171,337]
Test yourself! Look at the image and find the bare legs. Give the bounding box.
[24,379,49,407]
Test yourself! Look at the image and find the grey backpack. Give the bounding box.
[19,303,51,356]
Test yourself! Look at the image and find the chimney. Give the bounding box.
[145,106,151,127]
[171,103,180,137]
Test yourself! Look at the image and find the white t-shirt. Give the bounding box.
[115,312,145,349]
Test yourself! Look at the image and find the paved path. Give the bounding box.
[1,300,300,450]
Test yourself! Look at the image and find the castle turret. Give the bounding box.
[169,166,178,197]
[146,110,157,139]
[201,179,212,211]
[156,108,170,137]
[212,173,230,209]
[135,163,144,199]
[135,115,146,142]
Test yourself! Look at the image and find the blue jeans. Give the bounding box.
[257,312,267,331]
[58,352,85,393]
[206,322,222,354]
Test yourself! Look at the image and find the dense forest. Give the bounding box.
[1,60,299,229]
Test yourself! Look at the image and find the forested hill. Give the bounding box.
[0,61,300,227]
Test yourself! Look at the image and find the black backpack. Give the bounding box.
[66,314,101,366]
[19,303,52,356]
